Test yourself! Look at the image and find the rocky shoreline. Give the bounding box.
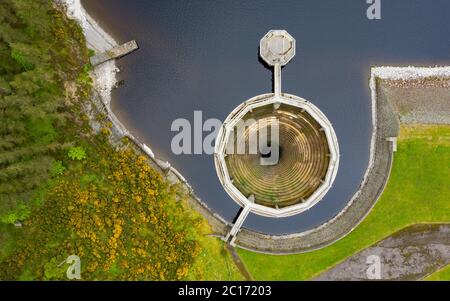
[379,83,450,124]
[374,66,450,124]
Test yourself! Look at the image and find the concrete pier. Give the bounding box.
[90,40,139,66]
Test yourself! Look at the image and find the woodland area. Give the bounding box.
[0,0,242,280]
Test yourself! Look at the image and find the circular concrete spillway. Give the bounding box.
[225,103,330,209]
[214,31,339,220]
[215,93,339,218]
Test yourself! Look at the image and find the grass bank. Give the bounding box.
[238,125,450,280]
[425,264,450,281]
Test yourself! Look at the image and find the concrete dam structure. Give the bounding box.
[214,30,339,244]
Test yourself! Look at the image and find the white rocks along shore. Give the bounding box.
[57,0,119,103]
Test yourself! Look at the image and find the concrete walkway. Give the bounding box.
[314,224,450,281]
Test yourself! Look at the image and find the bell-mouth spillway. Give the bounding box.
[214,30,339,235]
[215,92,339,219]
[224,103,331,209]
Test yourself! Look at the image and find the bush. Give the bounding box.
[0,149,205,280]
[43,257,67,280]
[0,203,31,224]
[11,48,35,71]
[51,161,66,176]
[68,147,86,161]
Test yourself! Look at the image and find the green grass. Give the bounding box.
[188,236,244,280]
[238,125,450,280]
[425,264,450,281]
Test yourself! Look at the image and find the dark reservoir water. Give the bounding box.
[82,0,450,235]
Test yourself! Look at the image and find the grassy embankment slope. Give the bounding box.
[0,0,242,280]
[425,264,450,281]
[239,125,450,280]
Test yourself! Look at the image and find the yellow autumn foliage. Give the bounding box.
[1,148,206,280]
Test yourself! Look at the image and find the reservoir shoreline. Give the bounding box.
[59,0,450,254]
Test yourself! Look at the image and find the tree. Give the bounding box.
[0,0,89,222]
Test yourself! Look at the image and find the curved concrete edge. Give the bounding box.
[62,0,448,255]
[233,67,448,254]
[233,73,399,254]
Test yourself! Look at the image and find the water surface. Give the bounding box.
[82,0,450,234]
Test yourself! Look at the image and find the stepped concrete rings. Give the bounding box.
[214,93,339,218]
